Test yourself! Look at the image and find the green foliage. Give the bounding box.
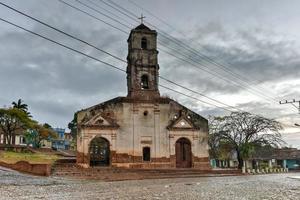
[0,108,35,127]
[218,141,234,160]
[209,112,284,169]
[209,133,234,160]
[0,108,36,145]
[239,143,255,160]
[25,123,57,148]
[1,99,56,148]
[68,112,78,139]
[43,123,52,129]
[12,99,32,118]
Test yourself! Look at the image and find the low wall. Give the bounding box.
[0,161,51,176]
[0,145,33,153]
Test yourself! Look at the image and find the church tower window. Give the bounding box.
[141,74,149,89]
[141,37,147,49]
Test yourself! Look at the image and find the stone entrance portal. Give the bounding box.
[89,137,110,167]
[175,138,192,168]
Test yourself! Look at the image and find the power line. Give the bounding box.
[75,0,131,29]
[59,1,250,111]
[0,1,240,112]
[0,2,126,64]
[3,0,295,122]
[97,0,138,22]
[0,19,126,73]
[0,17,235,113]
[84,0,135,26]
[62,0,278,105]
[57,0,294,112]
[55,0,300,119]
[125,0,280,100]
[159,76,242,112]
[107,0,138,19]
[86,2,300,120]
[159,85,233,113]
[96,1,280,101]
[57,0,127,34]
[157,40,281,104]
[1,3,293,123]
[126,0,179,32]
[102,0,287,106]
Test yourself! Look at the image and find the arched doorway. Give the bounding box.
[89,137,110,167]
[175,138,192,168]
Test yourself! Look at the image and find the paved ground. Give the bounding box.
[0,167,300,200]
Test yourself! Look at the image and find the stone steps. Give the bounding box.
[53,171,240,176]
[52,171,240,181]
[51,162,241,181]
[52,166,240,174]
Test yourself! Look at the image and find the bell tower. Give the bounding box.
[126,23,160,100]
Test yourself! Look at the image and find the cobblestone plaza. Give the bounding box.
[0,167,299,200]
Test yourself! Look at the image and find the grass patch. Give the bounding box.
[0,151,60,164]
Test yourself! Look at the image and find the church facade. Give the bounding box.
[76,24,210,169]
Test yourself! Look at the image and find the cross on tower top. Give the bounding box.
[138,14,146,24]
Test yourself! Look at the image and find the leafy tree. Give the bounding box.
[209,112,284,169]
[43,123,52,129]
[208,129,220,160]
[1,101,56,148]
[68,113,78,147]
[0,108,35,145]
[24,123,57,148]
[209,132,234,167]
[12,99,32,117]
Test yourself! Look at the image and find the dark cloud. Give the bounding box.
[160,25,300,96]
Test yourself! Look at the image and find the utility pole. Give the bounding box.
[279,99,300,114]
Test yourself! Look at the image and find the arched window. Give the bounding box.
[143,147,151,161]
[141,74,149,89]
[141,37,147,49]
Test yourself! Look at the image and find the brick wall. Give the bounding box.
[0,161,51,176]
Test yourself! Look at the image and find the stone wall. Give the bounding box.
[0,161,51,176]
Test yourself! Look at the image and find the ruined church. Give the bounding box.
[76,23,210,169]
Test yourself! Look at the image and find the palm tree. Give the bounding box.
[12,99,32,117]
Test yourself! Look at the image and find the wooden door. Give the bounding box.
[176,138,192,168]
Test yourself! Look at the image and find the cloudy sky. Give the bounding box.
[0,0,299,148]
